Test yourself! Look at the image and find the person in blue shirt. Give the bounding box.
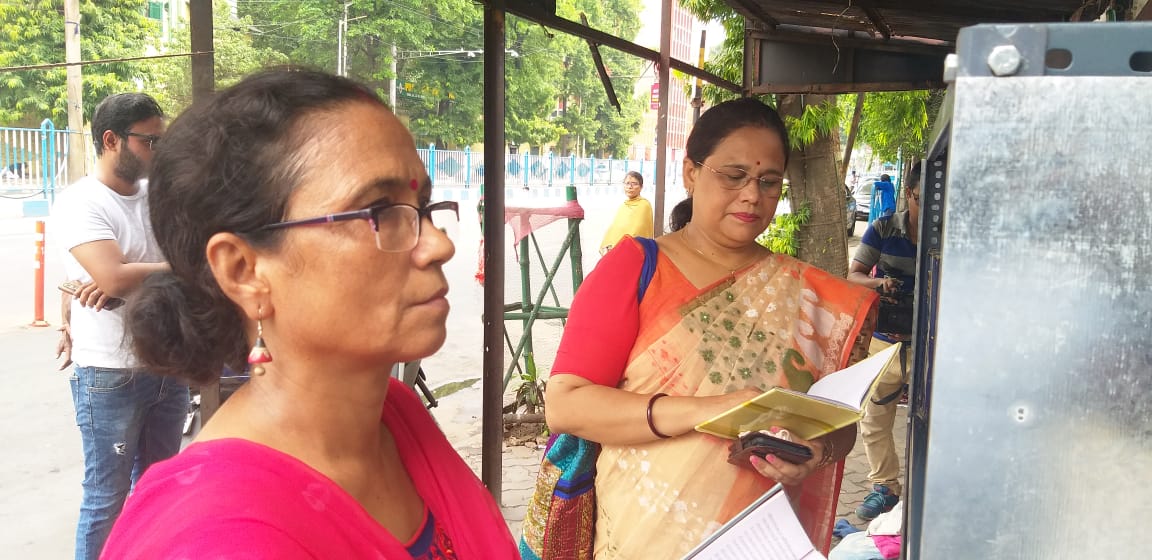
[870,174,897,220]
[846,163,921,521]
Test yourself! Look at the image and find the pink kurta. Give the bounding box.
[101,379,517,559]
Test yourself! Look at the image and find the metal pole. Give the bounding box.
[31,221,49,327]
[652,0,673,237]
[481,2,506,501]
[337,5,345,76]
[691,30,706,124]
[567,186,583,291]
[389,43,398,109]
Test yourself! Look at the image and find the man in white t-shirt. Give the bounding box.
[52,93,189,560]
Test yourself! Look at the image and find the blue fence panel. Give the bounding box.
[1,125,79,201]
[411,146,677,192]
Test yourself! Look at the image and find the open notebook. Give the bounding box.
[696,343,901,440]
[683,484,826,560]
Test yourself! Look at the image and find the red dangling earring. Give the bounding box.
[248,306,272,376]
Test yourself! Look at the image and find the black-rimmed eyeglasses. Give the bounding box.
[125,132,162,150]
[259,200,460,252]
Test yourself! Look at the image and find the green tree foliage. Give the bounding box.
[235,0,643,152]
[148,0,287,115]
[841,90,932,163]
[0,0,156,126]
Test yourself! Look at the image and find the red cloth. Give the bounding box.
[551,237,643,386]
[504,201,585,247]
[100,379,516,559]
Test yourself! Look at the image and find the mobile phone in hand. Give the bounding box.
[58,281,126,311]
[727,432,814,466]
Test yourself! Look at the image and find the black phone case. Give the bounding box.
[727,433,814,466]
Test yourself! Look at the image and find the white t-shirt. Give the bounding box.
[52,176,164,369]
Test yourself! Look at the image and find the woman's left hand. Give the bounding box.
[747,430,824,486]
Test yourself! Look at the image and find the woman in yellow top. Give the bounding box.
[599,171,653,255]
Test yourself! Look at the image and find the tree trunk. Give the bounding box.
[777,94,849,277]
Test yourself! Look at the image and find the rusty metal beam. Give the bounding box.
[498,0,741,92]
[481,2,507,500]
[579,12,621,113]
[748,80,942,94]
[749,26,951,54]
[858,0,893,39]
[729,0,781,30]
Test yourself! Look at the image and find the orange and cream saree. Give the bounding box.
[592,252,876,559]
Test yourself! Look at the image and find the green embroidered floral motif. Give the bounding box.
[754,331,767,342]
[764,361,777,374]
[782,348,815,392]
[725,291,735,302]
[722,319,735,332]
[700,312,712,323]
[739,367,753,379]
[701,349,715,363]
[728,336,741,348]
[709,371,723,384]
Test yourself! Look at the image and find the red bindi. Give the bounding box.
[410,179,419,191]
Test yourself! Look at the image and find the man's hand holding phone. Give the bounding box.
[59,280,124,311]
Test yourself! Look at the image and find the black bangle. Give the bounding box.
[646,392,672,439]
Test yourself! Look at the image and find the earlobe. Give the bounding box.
[682,159,697,194]
[205,232,269,320]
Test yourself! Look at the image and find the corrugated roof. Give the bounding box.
[725,0,1108,48]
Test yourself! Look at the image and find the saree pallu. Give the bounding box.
[593,254,876,559]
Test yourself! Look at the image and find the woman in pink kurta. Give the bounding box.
[100,70,516,559]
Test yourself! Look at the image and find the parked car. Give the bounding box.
[845,188,857,237]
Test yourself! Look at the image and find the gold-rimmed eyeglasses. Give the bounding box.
[695,161,783,196]
[258,200,460,252]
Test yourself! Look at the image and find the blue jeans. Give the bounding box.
[70,366,189,560]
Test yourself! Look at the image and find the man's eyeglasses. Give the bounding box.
[259,200,459,253]
[695,161,783,195]
[125,132,162,150]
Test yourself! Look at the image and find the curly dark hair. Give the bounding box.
[125,69,384,384]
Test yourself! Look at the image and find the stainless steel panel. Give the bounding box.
[918,74,1152,558]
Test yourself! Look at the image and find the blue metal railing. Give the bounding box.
[1,122,85,202]
[415,146,680,189]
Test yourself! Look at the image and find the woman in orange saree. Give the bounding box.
[527,98,877,559]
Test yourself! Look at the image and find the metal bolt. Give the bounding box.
[943,54,959,83]
[987,45,1022,76]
